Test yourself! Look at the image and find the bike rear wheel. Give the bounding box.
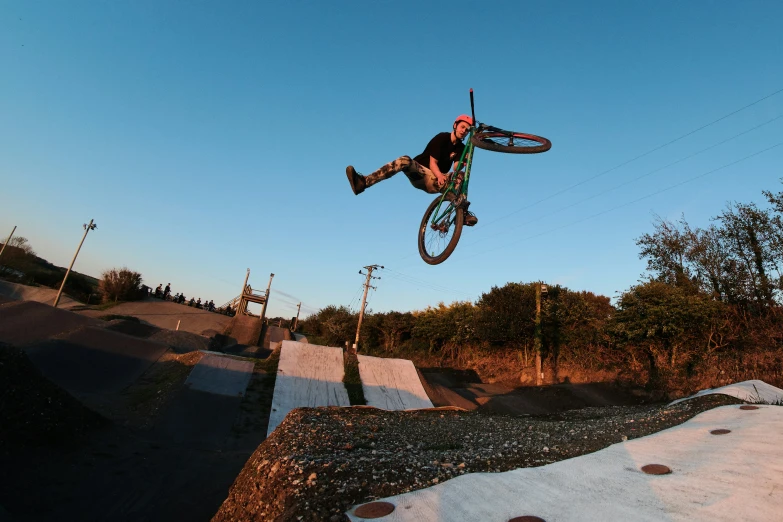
[418,197,464,265]
[472,127,551,154]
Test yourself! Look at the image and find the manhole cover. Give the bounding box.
[509,517,546,522]
[739,405,760,410]
[354,501,395,519]
[711,429,731,435]
[641,464,672,475]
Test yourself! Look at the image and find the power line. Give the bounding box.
[480,86,783,229]
[462,140,783,261]
[467,114,783,248]
[380,267,474,300]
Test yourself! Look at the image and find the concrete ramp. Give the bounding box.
[670,379,783,405]
[24,326,168,395]
[227,315,264,346]
[267,340,350,436]
[358,355,433,410]
[185,354,254,396]
[155,354,255,449]
[348,401,783,522]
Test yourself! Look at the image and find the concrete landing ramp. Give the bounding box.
[348,382,783,522]
[155,354,255,449]
[24,326,168,395]
[670,379,783,405]
[358,355,433,410]
[267,340,350,436]
[185,354,254,396]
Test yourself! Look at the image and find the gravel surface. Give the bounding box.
[213,394,741,522]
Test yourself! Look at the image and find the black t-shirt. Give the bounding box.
[413,132,465,174]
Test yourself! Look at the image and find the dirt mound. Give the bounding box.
[78,298,231,336]
[0,342,107,452]
[0,300,100,347]
[0,280,84,310]
[101,318,210,353]
[212,395,740,522]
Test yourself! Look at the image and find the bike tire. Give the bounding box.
[418,196,464,265]
[472,128,551,154]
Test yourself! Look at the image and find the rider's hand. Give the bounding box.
[436,174,448,188]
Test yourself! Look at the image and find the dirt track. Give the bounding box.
[79,298,232,336]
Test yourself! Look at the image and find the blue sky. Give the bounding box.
[2,1,782,319]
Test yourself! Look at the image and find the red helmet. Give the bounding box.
[454,114,473,127]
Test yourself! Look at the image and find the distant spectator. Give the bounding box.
[208,300,215,312]
[196,298,202,309]
[178,293,186,304]
[163,283,171,300]
[155,284,163,298]
[188,297,195,307]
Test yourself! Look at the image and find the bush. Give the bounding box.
[99,267,144,303]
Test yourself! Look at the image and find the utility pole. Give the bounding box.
[534,282,547,386]
[259,273,274,324]
[352,264,383,353]
[293,302,301,330]
[54,219,97,308]
[0,225,17,261]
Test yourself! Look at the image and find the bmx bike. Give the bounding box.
[418,89,552,265]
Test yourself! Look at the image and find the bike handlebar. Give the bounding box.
[470,88,476,127]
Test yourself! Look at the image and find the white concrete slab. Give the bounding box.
[348,403,783,521]
[358,355,433,411]
[669,379,783,405]
[185,354,254,397]
[267,340,350,436]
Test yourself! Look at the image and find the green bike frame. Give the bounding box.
[428,126,477,227]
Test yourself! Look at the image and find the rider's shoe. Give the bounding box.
[346,166,366,195]
[464,211,478,226]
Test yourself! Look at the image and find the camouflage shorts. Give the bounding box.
[364,156,442,194]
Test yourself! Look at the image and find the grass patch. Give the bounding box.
[255,348,280,374]
[99,314,141,322]
[343,352,366,406]
[747,384,783,405]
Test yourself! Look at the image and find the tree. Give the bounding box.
[611,281,722,385]
[99,268,144,303]
[636,215,695,289]
[368,311,414,353]
[716,202,779,307]
[0,236,37,272]
[475,282,536,347]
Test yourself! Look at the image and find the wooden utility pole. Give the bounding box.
[352,264,383,353]
[54,219,97,308]
[0,225,17,261]
[534,282,545,386]
[259,273,274,323]
[237,268,251,315]
[293,302,301,330]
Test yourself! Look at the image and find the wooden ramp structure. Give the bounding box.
[358,355,433,411]
[267,340,350,436]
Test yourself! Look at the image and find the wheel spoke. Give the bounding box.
[477,132,544,148]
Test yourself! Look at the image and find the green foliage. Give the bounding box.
[412,301,476,353]
[474,283,536,347]
[611,280,723,382]
[343,352,366,405]
[99,267,144,303]
[299,305,358,348]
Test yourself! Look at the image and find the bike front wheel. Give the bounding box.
[418,197,464,265]
[472,127,551,154]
